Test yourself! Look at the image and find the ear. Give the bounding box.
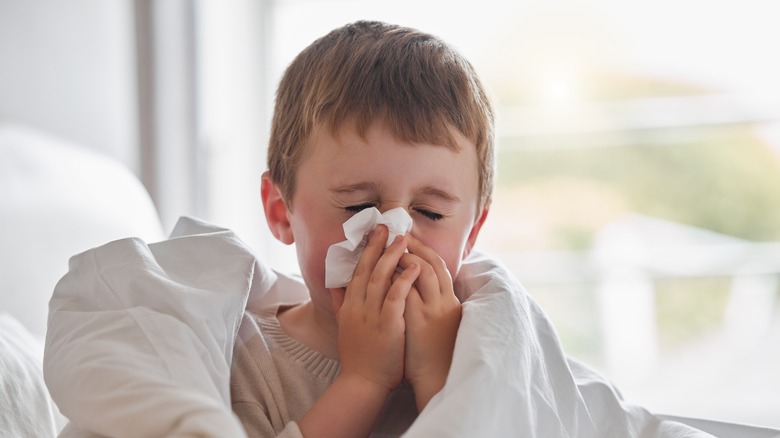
[261,171,295,245]
[462,202,490,260]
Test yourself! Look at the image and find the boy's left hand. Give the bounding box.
[397,234,462,411]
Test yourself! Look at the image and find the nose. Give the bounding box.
[374,205,414,237]
[377,202,406,214]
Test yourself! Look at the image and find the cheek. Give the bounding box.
[296,236,328,283]
[440,243,466,280]
[413,224,470,279]
[291,215,347,290]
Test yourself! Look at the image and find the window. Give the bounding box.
[201,0,780,427]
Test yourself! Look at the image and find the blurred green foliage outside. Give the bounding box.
[496,125,780,249]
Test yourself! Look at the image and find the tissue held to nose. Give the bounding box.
[324,207,413,288]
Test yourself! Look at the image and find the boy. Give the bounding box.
[43,19,721,438]
[230,20,494,437]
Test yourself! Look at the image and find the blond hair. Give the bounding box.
[268,21,495,210]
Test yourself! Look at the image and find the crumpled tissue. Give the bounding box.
[324,207,413,288]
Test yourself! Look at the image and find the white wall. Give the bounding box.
[0,0,138,171]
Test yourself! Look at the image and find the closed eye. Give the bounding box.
[345,204,375,213]
[414,208,444,221]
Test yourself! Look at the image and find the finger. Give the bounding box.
[405,233,453,296]
[398,252,439,304]
[347,225,388,302]
[382,263,419,319]
[329,287,346,315]
[404,284,423,316]
[365,234,408,311]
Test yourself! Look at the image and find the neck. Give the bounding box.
[279,297,340,360]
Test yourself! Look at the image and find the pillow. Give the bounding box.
[0,123,165,336]
[0,313,57,437]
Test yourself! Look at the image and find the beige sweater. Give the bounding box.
[230,306,418,437]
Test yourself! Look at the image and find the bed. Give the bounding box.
[0,124,164,435]
[2,123,778,437]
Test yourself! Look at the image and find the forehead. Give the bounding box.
[288,121,482,220]
[301,121,478,192]
[326,117,468,153]
[311,120,471,163]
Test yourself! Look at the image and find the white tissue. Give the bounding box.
[324,207,413,288]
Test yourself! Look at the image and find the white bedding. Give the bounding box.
[1,313,57,437]
[0,124,165,337]
[43,217,762,437]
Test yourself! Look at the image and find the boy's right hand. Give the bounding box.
[329,225,420,393]
[300,227,419,438]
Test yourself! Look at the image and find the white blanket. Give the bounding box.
[1,313,58,437]
[44,217,714,437]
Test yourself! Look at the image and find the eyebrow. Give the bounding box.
[417,186,461,203]
[329,182,460,203]
[329,182,380,194]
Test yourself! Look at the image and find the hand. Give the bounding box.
[397,234,462,410]
[329,225,420,393]
[299,229,420,438]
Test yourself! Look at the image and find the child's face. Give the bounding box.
[268,121,487,306]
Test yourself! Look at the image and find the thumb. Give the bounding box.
[329,287,346,315]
